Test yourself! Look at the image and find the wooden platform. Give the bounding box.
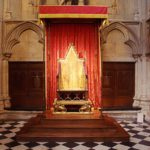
[16,110,130,142]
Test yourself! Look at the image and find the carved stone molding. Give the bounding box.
[2,21,44,58]
[101,22,140,56]
[133,54,142,61]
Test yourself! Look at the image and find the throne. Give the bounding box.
[53,44,92,113]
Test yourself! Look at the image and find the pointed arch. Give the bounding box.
[3,21,44,57]
[101,22,141,56]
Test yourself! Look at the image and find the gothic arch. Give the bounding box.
[101,22,140,56]
[3,21,44,57]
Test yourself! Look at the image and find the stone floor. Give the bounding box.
[0,111,150,150]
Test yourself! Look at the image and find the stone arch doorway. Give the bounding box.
[2,21,45,110]
[101,22,141,109]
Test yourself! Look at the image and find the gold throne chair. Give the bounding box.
[53,44,92,113]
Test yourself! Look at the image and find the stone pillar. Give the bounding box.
[137,0,150,121]
[133,55,142,107]
[137,58,143,100]
[138,22,150,121]
[0,56,4,110]
[140,56,150,122]
[147,58,150,98]
[140,56,148,100]
[133,55,150,122]
[2,57,11,109]
[139,20,150,121]
[145,56,150,121]
[0,0,4,110]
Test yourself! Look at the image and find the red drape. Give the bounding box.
[46,23,101,109]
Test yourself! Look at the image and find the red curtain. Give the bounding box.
[46,23,101,109]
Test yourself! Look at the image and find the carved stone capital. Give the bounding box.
[132,54,142,61]
[2,53,12,60]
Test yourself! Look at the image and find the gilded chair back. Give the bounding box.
[58,45,87,91]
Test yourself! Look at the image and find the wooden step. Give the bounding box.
[16,110,130,142]
[17,127,128,142]
[17,129,129,142]
[33,123,114,129]
[36,119,113,128]
[28,127,117,133]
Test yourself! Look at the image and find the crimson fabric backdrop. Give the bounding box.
[46,23,101,109]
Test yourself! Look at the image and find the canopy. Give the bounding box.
[39,6,108,19]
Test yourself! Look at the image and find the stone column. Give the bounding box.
[145,56,150,121]
[2,57,11,109]
[147,57,150,98]
[0,56,4,110]
[140,56,148,100]
[133,55,142,107]
[137,0,150,121]
[0,0,4,110]
[140,56,150,122]
[137,58,143,100]
[139,21,150,121]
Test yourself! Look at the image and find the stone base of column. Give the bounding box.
[0,97,11,110]
[0,100,4,110]
[140,100,150,122]
[2,96,11,109]
[4,99,11,109]
[140,95,149,101]
[145,112,150,122]
[133,99,141,107]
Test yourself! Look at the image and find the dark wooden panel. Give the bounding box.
[102,62,135,108]
[9,62,45,110]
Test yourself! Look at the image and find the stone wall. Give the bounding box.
[2,0,146,21]
[0,0,150,121]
